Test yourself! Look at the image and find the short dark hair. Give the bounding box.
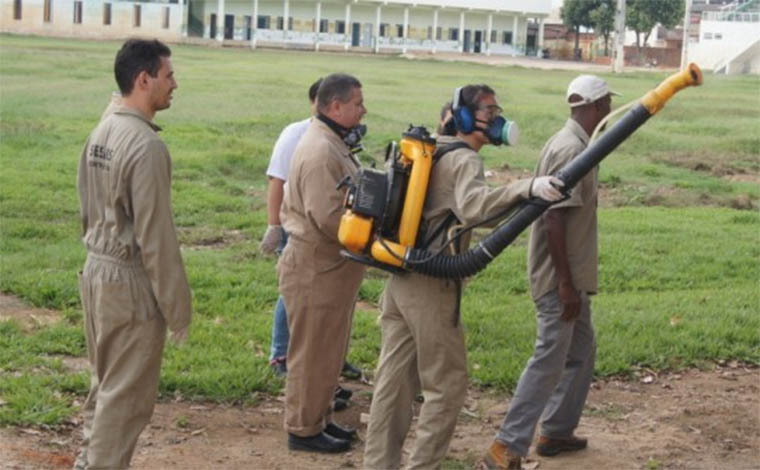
[114,39,171,96]
[460,84,495,110]
[317,73,362,111]
[308,78,323,103]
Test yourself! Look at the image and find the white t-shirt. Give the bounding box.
[266,117,311,182]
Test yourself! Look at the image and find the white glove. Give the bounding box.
[259,225,283,255]
[531,176,565,202]
[170,326,189,346]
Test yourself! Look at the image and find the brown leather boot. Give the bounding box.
[536,434,588,457]
[479,440,521,470]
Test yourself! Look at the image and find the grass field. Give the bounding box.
[0,34,758,427]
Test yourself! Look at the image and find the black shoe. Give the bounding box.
[333,398,348,412]
[341,362,362,380]
[324,422,358,441]
[269,358,287,377]
[287,432,351,453]
[334,385,353,401]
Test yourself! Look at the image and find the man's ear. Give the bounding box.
[134,70,150,92]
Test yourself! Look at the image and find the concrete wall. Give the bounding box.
[1,0,182,40]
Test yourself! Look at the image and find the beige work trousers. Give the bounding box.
[278,240,365,437]
[75,254,166,470]
[364,273,468,470]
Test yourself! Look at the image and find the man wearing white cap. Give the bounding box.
[481,75,618,470]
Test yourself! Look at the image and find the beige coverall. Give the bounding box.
[279,118,367,437]
[363,135,532,469]
[76,106,192,469]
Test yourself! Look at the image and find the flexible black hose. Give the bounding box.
[407,104,652,279]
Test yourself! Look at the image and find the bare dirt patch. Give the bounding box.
[2,296,758,470]
[0,294,61,332]
[177,228,249,250]
[2,367,758,470]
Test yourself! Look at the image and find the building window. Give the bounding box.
[503,31,513,44]
[44,0,52,23]
[714,33,722,39]
[13,0,21,20]
[277,16,283,30]
[336,20,345,34]
[449,28,459,41]
[436,27,442,40]
[319,19,328,33]
[134,5,141,27]
[257,15,270,30]
[73,1,82,24]
[703,32,712,40]
[288,17,293,31]
[427,26,432,40]
[103,3,111,25]
[396,24,404,38]
[490,30,497,43]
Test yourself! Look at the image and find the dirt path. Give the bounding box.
[2,366,758,469]
[1,294,759,470]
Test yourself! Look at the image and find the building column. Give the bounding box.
[538,17,545,54]
[283,0,289,40]
[402,7,409,54]
[315,1,321,51]
[374,5,382,54]
[344,3,351,51]
[251,0,258,49]
[512,15,519,56]
[432,8,439,54]
[459,11,465,53]
[216,0,225,42]
[486,13,493,56]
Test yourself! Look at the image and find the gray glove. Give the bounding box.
[531,176,565,202]
[259,225,283,255]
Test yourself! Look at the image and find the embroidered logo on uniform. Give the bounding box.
[88,144,113,171]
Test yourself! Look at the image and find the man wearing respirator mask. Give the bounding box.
[363,84,564,469]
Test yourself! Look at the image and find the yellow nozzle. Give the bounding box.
[641,63,703,115]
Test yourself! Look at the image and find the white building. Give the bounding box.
[1,0,552,57]
[688,2,760,73]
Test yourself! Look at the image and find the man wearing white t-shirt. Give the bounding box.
[260,79,322,374]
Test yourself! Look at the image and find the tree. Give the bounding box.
[561,0,597,59]
[590,0,616,56]
[626,0,684,52]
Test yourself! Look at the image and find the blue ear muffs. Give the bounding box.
[451,87,476,134]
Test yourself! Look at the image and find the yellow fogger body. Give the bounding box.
[337,126,437,272]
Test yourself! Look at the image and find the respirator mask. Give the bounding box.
[476,115,520,146]
[344,124,367,153]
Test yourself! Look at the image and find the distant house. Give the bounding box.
[542,22,598,61]
[1,0,555,57]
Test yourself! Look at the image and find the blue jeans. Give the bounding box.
[269,229,290,362]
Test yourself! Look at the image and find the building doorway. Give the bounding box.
[351,22,361,47]
[474,30,482,53]
[463,30,471,52]
[224,14,234,40]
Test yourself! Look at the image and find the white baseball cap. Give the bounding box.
[566,75,620,107]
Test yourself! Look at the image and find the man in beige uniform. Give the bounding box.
[363,84,564,470]
[482,75,617,470]
[75,39,191,470]
[279,73,367,453]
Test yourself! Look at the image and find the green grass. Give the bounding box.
[1,34,759,427]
